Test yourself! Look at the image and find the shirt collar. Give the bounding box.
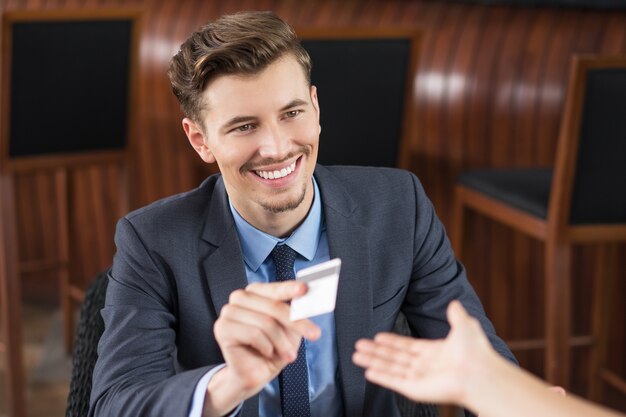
[229,178,324,271]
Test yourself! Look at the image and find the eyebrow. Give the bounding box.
[221,98,309,131]
[279,98,308,111]
[222,115,257,131]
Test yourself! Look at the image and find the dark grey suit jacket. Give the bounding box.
[89,165,514,417]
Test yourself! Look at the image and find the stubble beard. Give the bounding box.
[258,180,308,214]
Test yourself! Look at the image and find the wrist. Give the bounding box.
[202,367,247,417]
[459,348,504,413]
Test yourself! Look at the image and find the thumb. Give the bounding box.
[446,300,470,328]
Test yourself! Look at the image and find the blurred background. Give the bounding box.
[1,0,625,416]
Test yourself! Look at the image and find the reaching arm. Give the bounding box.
[90,218,320,417]
[353,301,624,417]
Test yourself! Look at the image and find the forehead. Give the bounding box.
[201,55,310,117]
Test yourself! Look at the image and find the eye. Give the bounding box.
[235,124,254,132]
[285,110,301,118]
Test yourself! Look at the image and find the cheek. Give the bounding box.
[214,143,256,169]
[297,121,321,146]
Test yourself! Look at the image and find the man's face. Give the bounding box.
[184,54,320,228]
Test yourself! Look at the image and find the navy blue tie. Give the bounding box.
[271,244,311,417]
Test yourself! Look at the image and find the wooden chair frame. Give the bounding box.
[0,9,139,417]
[453,55,626,392]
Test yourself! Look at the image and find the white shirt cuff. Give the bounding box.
[188,364,243,417]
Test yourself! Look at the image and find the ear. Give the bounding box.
[182,117,216,164]
[310,85,321,134]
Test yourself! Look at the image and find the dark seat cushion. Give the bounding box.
[458,168,552,219]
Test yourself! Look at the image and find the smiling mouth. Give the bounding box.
[254,159,297,180]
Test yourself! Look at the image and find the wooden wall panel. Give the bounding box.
[2,0,625,410]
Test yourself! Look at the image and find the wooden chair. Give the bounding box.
[452,55,626,393]
[1,10,139,361]
[0,176,26,417]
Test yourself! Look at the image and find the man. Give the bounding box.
[89,10,515,417]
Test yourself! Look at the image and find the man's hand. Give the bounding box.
[203,281,321,416]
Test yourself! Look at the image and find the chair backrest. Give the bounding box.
[65,269,109,417]
[549,56,626,237]
[298,30,418,169]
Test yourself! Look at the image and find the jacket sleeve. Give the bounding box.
[88,217,218,417]
[401,171,517,368]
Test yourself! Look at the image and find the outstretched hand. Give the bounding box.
[352,300,492,405]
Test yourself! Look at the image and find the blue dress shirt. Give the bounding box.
[190,178,343,417]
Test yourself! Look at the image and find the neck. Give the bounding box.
[259,207,310,238]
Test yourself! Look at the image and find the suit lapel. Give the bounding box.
[200,177,249,316]
[199,177,260,417]
[316,166,372,417]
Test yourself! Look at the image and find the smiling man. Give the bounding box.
[89,11,515,417]
[183,54,320,237]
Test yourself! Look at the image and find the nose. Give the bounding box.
[258,122,290,160]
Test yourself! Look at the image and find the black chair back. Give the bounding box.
[65,269,109,417]
[570,67,626,224]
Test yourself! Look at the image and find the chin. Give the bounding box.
[259,196,304,214]
[259,184,308,214]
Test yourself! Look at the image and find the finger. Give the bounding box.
[227,289,291,328]
[352,347,411,378]
[229,288,320,340]
[353,351,386,370]
[549,386,566,396]
[373,332,437,355]
[355,337,443,381]
[246,281,308,301]
[215,319,277,360]
[219,304,300,362]
[355,338,412,364]
[246,282,320,339]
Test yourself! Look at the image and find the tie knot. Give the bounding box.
[271,244,297,282]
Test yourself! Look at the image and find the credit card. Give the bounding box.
[290,258,341,321]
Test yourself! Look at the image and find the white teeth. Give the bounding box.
[255,161,297,180]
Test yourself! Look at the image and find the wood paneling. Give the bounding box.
[2,0,625,411]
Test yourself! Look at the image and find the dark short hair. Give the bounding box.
[168,11,312,123]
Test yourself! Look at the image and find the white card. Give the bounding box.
[290,258,341,321]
